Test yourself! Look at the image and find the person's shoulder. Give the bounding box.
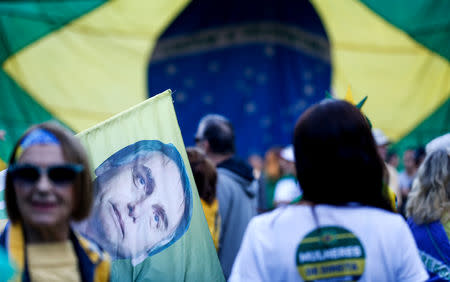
[274,178,298,194]
[76,233,111,263]
[217,169,239,189]
[253,208,283,223]
[0,221,9,246]
[243,209,281,239]
[250,205,307,229]
[76,234,110,281]
[275,177,296,188]
[353,206,407,228]
[217,167,236,180]
[321,205,404,224]
[386,164,399,178]
[217,167,248,188]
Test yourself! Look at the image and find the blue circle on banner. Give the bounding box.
[82,140,192,261]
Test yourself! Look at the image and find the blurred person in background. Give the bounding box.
[273,145,302,207]
[248,153,268,214]
[195,114,258,279]
[372,128,401,208]
[247,154,264,179]
[399,148,418,214]
[230,100,427,281]
[0,129,7,170]
[414,147,426,170]
[406,136,449,281]
[387,150,399,169]
[399,149,418,197]
[187,147,220,250]
[261,147,283,211]
[426,133,450,154]
[1,122,110,281]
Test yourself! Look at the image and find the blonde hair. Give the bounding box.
[406,149,450,224]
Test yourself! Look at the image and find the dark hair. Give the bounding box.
[386,151,398,162]
[414,147,426,166]
[186,147,217,204]
[5,122,94,223]
[293,100,393,212]
[196,114,235,154]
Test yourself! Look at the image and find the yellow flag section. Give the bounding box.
[76,90,224,281]
[4,0,190,132]
[312,0,449,141]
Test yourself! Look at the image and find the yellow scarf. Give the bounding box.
[200,199,221,250]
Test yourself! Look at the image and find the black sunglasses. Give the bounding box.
[9,163,83,186]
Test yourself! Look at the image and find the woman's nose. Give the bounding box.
[35,174,52,192]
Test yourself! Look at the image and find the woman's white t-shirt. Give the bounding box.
[229,205,428,282]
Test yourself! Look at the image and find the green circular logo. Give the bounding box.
[296,226,366,281]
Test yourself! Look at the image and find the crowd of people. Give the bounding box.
[0,97,448,281]
[188,100,449,281]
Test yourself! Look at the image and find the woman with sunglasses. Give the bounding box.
[1,122,110,281]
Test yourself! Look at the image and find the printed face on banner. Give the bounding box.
[80,141,192,261]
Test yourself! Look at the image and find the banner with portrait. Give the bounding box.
[75,90,224,281]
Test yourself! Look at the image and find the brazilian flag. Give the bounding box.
[0,0,448,232]
[0,1,448,166]
[312,0,449,155]
[0,1,189,164]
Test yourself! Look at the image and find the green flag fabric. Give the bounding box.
[0,0,448,168]
[75,90,224,281]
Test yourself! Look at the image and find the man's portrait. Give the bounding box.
[76,140,192,263]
